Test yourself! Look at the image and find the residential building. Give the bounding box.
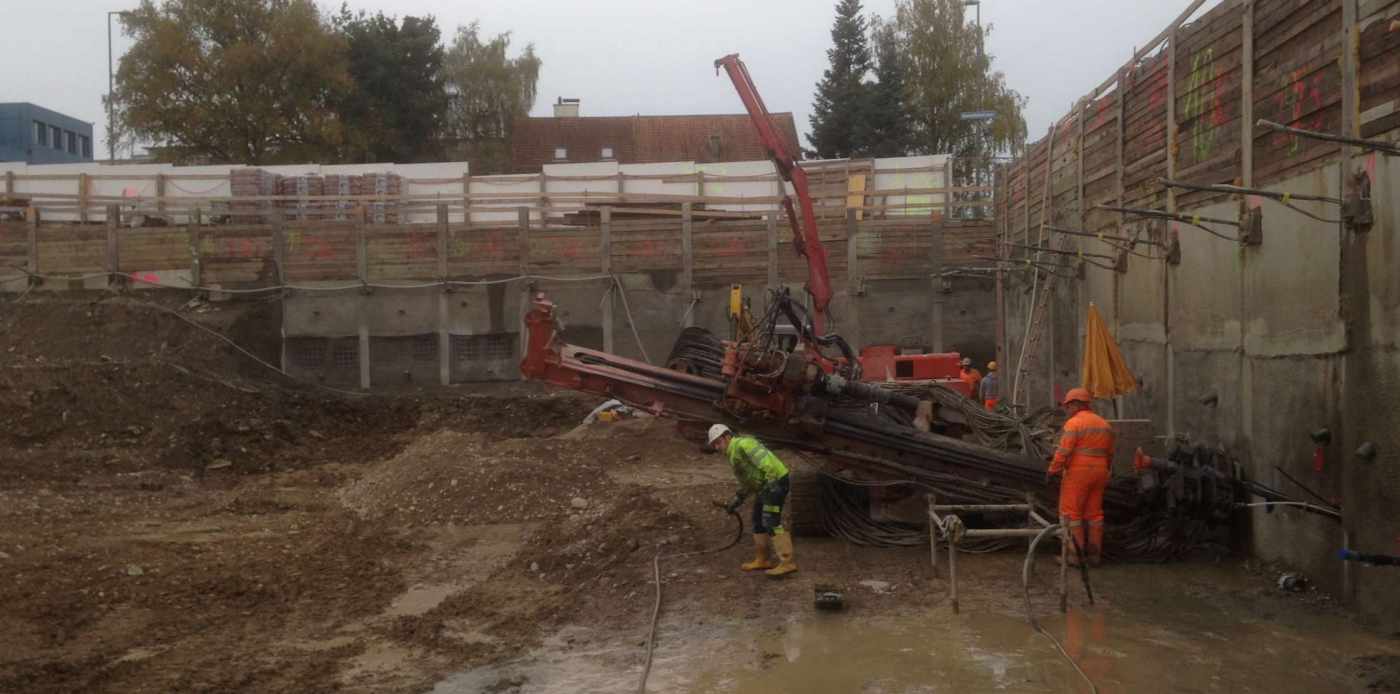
[0,103,95,164]
[509,98,801,173]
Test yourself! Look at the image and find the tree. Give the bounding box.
[334,9,448,163]
[808,0,873,159]
[893,0,1026,161]
[862,17,914,157]
[443,22,541,173]
[113,0,352,164]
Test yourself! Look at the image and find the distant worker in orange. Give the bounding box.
[1048,388,1115,567]
[980,361,1000,410]
[958,357,982,398]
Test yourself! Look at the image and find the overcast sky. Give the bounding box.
[2,0,1218,161]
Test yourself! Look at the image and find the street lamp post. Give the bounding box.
[963,1,983,60]
[107,10,131,163]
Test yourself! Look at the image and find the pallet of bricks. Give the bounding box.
[361,173,401,224]
[277,174,324,222]
[229,169,278,224]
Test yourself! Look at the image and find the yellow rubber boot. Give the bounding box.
[740,534,774,571]
[765,531,798,578]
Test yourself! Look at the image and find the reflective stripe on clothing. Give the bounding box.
[726,435,789,495]
[1049,410,1116,474]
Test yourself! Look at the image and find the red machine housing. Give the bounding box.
[858,345,971,397]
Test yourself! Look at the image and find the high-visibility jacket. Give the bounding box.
[1050,410,1116,474]
[726,435,789,496]
[960,368,983,393]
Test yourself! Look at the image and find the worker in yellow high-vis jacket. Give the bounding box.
[708,424,797,578]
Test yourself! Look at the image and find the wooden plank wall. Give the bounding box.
[1,211,996,291]
[1002,0,1398,233]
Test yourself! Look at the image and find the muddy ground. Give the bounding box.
[2,295,1398,693]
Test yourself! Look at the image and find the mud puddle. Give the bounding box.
[431,561,1400,693]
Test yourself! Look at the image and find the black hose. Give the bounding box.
[637,509,744,693]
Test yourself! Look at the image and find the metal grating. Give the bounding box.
[452,333,517,363]
[286,338,326,370]
[412,334,438,363]
[332,342,359,370]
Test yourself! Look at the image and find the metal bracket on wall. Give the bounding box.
[1342,171,1373,231]
[1239,207,1264,247]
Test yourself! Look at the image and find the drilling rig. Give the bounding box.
[519,55,1336,557]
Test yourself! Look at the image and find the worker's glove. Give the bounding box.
[723,493,745,514]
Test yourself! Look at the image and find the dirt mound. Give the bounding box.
[341,418,696,526]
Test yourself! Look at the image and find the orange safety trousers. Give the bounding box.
[1051,410,1115,555]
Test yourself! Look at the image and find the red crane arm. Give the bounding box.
[714,53,833,334]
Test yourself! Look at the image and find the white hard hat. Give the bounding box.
[707,424,732,446]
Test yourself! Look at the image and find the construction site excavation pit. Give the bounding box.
[2,296,1398,694]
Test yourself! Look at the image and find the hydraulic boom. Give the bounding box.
[714,54,834,334]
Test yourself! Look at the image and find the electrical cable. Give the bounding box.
[610,274,652,365]
[637,508,744,694]
[1236,501,1342,518]
[1022,525,1099,694]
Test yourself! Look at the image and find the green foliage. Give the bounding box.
[893,0,1026,161]
[334,7,448,163]
[862,17,915,157]
[114,0,353,164]
[444,22,541,172]
[808,0,873,159]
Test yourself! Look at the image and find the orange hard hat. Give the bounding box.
[1062,387,1093,405]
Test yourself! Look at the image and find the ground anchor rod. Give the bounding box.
[1256,119,1400,157]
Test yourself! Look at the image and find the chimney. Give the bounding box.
[553,97,580,118]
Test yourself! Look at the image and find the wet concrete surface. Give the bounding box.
[434,558,1400,694]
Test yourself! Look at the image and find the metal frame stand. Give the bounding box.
[927,492,1069,615]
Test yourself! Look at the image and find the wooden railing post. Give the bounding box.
[356,204,371,391]
[437,204,451,386]
[105,204,123,290]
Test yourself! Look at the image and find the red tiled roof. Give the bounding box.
[510,113,800,173]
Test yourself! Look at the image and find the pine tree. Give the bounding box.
[862,18,914,157]
[808,0,872,159]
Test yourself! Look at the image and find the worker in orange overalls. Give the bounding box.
[958,357,982,398]
[1047,388,1115,567]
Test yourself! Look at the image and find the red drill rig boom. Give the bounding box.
[714,54,834,335]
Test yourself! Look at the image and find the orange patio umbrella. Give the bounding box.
[1082,303,1137,399]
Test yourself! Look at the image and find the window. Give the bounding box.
[553,146,567,160]
[80,136,91,158]
[34,121,47,146]
[66,132,77,155]
[600,146,614,160]
[51,125,62,150]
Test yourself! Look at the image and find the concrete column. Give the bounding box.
[681,202,694,326]
[156,173,167,219]
[356,205,371,391]
[845,208,862,347]
[105,204,122,290]
[437,204,452,386]
[601,207,615,354]
[766,211,779,301]
[4,170,14,196]
[929,161,949,353]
